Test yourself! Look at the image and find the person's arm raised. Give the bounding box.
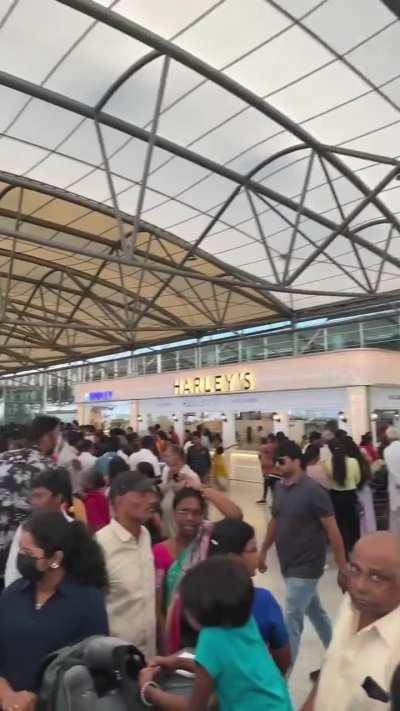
[202,486,242,519]
[258,517,277,573]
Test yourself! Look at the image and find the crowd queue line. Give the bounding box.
[0,417,399,709]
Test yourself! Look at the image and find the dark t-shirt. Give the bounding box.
[186,445,211,481]
[272,474,334,579]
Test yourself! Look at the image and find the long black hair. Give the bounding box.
[342,435,370,487]
[23,511,108,591]
[328,439,347,487]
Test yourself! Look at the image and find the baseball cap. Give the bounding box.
[109,470,155,501]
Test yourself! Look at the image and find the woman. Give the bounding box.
[326,440,361,555]
[302,444,330,489]
[0,511,108,711]
[360,432,379,463]
[160,445,201,537]
[343,436,377,536]
[153,486,242,652]
[209,518,291,675]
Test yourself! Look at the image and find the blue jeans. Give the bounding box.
[285,577,332,669]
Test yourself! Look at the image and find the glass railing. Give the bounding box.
[3,314,400,395]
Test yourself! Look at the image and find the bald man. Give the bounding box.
[301,532,400,711]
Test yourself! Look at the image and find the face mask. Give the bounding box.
[17,553,45,583]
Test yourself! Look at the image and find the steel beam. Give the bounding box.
[0,224,367,298]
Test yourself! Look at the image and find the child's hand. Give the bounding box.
[139,666,157,688]
[148,655,179,671]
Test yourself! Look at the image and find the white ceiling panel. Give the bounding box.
[0,0,92,83]
[226,25,331,97]
[176,0,290,68]
[304,0,395,54]
[347,23,400,86]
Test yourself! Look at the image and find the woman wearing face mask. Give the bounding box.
[0,511,109,711]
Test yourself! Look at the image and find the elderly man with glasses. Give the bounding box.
[258,440,347,673]
[302,531,400,710]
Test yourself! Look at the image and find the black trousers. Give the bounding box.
[330,489,360,556]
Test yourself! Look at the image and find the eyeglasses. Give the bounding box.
[175,508,203,518]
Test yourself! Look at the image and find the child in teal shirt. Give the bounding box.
[139,556,293,710]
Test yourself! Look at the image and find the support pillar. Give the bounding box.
[346,386,369,443]
[222,413,237,448]
[273,412,289,435]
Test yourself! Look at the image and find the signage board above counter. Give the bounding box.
[173,371,255,396]
[84,390,113,402]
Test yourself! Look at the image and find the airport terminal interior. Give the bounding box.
[0,0,400,709]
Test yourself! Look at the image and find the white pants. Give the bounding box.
[390,508,400,535]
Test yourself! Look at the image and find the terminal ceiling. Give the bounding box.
[0,0,400,372]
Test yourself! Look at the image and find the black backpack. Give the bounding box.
[37,636,146,711]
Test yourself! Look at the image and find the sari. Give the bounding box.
[165,520,213,653]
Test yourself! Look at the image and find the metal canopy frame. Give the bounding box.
[0,0,399,373]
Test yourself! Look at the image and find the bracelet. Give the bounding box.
[140,681,160,707]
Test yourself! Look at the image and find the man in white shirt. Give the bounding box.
[5,467,72,587]
[96,471,156,661]
[128,435,161,479]
[301,531,400,710]
[161,444,201,538]
[384,427,400,535]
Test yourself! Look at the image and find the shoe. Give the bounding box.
[256,499,266,504]
[309,669,320,683]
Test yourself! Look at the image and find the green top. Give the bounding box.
[195,617,293,711]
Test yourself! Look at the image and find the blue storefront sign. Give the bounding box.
[85,391,113,402]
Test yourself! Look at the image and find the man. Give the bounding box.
[257,433,279,504]
[5,466,72,587]
[384,427,400,535]
[129,435,161,479]
[302,532,400,710]
[186,432,211,483]
[258,440,347,671]
[161,444,201,537]
[0,415,60,580]
[96,471,156,660]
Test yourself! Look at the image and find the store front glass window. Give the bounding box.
[296,328,325,354]
[327,323,360,350]
[115,359,129,377]
[218,342,239,365]
[363,318,399,349]
[87,401,130,430]
[241,337,265,362]
[199,344,217,367]
[178,348,197,370]
[161,350,177,372]
[265,332,294,358]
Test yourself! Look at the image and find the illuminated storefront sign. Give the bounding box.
[173,372,255,396]
[85,390,113,402]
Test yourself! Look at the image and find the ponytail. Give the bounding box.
[329,441,346,486]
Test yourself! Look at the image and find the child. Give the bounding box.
[83,470,111,533]
[138,556,293,710]
[212,446,229,491]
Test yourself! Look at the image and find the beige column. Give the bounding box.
[346,386,369,443]
[129,401,138,428]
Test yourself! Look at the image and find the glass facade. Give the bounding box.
[1,311,400,424]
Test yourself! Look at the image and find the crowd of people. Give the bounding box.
[0,416,399,709]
